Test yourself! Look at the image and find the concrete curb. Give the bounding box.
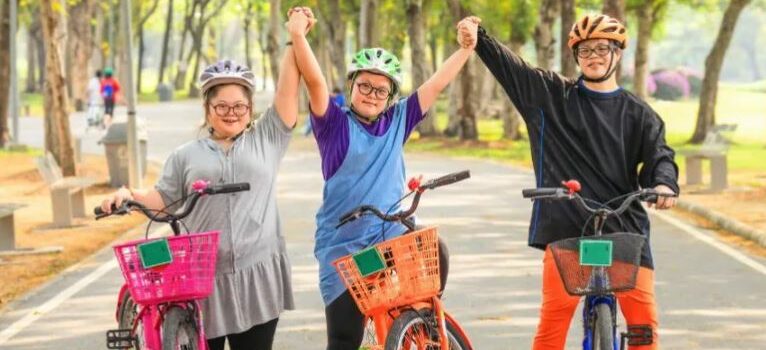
[675,198,766,248]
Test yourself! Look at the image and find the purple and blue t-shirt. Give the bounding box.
[310,93,424,180]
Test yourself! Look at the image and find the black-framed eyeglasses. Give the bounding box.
[211,103,250,117]
[356,82,391,100]
[575,44,615,59]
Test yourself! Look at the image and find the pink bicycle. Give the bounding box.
[98,180,250,350]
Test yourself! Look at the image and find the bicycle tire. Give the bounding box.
[116,291,142,350]
[384,309,470,350]
[117,291,137,330]
[161,307,200,350]
[593,303,613,350]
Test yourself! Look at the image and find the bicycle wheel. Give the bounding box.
[117,292,138,330]
[116,292,142,350]
[385,309,470,350]
[592,303,613,350]
[161,307,200,350]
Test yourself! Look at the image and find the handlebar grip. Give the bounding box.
[641,190,677,204]
[426,170,470,189]
[207,182,250,194]
[522,188,563,198]
[94,206,107,216]
[94,202,131,219]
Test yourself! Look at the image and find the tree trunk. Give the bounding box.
[136,0,160,94]
[602,0,626,82]
[91,3,104,71]
[67,0,96,112]
[184,0,227,97]
[255,1,268,91]
[359,0,379,48]
[318,0,348,90]
[445,0,478,140]
[407,0,437,137]
[634,0,654,100]
[137,27,145,94]
[602,0,626,22]
[533,0,559,70]
[0,0,10,146]
[266,0,281,89]
[187,46,203,97]
[35,29,47,91]
[428,32,438,74]
[158,0,174,87]
[174,0,196,89]
[560,0,576,78]
[501,41,525,140]
[243,1,253,70]
[691,0,752,143]
[25,24,38,93]
[40,0,76,176]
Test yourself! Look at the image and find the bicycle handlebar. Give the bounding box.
[336,170,471,229]
[94,182,251,221]
[522,183,676,218]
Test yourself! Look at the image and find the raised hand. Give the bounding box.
[287,6,317,36]
[456,16,481,50]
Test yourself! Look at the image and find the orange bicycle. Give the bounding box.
[334,170,474,350]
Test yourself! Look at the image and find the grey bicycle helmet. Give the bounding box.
[199,60,256,96]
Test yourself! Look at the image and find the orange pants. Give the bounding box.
[532,248,658,350]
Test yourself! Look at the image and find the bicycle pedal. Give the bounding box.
[106,329,136,349]
[624,324,653,346]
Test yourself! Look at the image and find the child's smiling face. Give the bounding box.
[349,71,393,121]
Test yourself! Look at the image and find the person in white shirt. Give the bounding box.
[86,70,104,130]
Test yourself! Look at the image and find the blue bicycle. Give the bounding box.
[523,180,675,350]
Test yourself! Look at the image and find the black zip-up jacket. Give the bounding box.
[476,27,679,269]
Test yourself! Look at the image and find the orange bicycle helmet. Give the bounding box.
[567,14,628,50]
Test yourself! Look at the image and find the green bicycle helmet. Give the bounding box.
[347,48,403,95]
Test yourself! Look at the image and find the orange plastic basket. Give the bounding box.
[333,227,440,315]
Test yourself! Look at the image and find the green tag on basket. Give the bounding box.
[352,247,386,277]
[579,240,613,267]
[137,238,173,269]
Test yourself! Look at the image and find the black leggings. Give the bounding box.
[207,318,279,350]
[325,238,450,350]
[104,97,115,115]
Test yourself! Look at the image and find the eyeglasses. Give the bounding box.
[575,44,615,59]
[356,82,391,100]
[211,103,250,117]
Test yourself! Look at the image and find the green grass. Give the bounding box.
[0,146,41,156]
[20,93,44,117]
[406,84,766,183]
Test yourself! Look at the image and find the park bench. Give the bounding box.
[35,152,97,227]
[0,203,63,256]
[0,203,26,252]
[681,124,737,192]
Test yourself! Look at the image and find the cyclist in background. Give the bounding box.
[468,14,678,349]
[100,67,121,128]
